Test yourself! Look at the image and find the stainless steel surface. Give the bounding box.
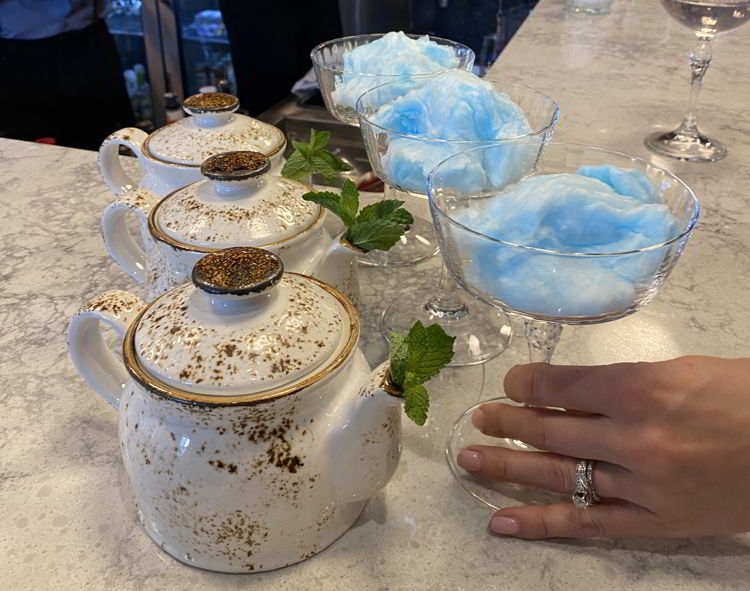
[258,92,373,187]
[157,0,185,104]
[142,0,168,127]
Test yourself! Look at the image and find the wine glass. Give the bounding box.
[310,34,475,266]
[357,78,560,366]
[429,142,699,508]
[645,0,750,162]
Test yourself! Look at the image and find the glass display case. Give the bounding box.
[103,0,237,130]
[104,0,158,131]
[173,0,236,97]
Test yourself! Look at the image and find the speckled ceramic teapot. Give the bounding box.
[98,92,286,197]
[102,150,360,306]
[68,248,403,573]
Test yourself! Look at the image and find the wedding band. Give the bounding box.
[573,459,600,508]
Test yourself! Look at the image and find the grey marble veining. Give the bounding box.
[2,0,750,588]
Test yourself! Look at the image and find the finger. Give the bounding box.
[472,402,622,462]
[504,362,649,416]
[457,446,632,500]
[488,501,663,539]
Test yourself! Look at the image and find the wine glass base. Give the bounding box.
[645,129,727,162]
[380,287,512,366]
[358,216,439,267]
[446,398,567,510]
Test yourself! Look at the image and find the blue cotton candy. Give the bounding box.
[454,167,679,318]
[372,70,533,193]
[331,32,460,109]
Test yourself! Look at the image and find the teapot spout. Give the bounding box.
[314,232,363,309]
[325,358,404,504]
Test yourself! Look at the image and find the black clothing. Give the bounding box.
[0,18,134,150]
[218,0,343,116]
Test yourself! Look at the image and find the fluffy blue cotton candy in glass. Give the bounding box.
[372,71,533,193]
[453,166,679,317]
[331,32,460,110]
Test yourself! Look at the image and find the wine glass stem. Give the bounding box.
[678,36,712,137]
[424,263,469,321]
[524,320,562,364]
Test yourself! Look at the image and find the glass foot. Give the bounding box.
[446,398,567,510]
[566,0,614,14]
[380,287,512,366]
[358,216,439,267]
[645,129,727,162]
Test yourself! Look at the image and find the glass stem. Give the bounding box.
[524,320,562,364]
[678,36,712,138]
[423,263,469,321]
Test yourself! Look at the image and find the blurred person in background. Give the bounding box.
[219,0,343,115]
[0,0,134,150]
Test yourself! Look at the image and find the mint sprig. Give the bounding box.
[281,129,352,183]
[303,180,414,252]
[388,321,455,426]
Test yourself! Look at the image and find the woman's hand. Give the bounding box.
[457,356,750,539]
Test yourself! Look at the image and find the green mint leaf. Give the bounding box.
[404,321,455,385]
[356,200,414,227]
[356,199,402,223]
[283,128,352,184]
[311,155,342,183]
[311,129,331,152]
[302,191,356,227]
[317,150,353,173]
[386,208,414,227]
[281,150,311,181]
[291,140,313,159]
[388,333,408,387]
[403,383,429,426]
[340,180,360,221]
[345,218,406,252]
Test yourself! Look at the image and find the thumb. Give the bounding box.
[489,501,662,539]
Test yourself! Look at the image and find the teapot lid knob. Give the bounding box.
[183,92,239,115]
[200,151,271,181]
[192,247,283,296]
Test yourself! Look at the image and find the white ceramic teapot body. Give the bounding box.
[98,93,286,198]
[67,249,402,573]
[101,152,361,306]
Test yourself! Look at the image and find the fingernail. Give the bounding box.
[457,449,482,472]
[489,516,520,536]
[471,408,486,431]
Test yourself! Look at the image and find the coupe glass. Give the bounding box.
[357,79,559,366]
[645,0,750,162]
[311,34,475,266]
[429,142,699,508]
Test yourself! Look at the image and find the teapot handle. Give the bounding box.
[101,189,160,284]
[98,128,148,195]
[68,291,146,409]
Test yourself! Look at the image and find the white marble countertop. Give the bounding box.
[2,1,750,589]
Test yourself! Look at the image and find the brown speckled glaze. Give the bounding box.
[119,363,374,573]
[144,109,285,167]
[182,92,239,113]
[134,274,346,395]
[192,248,283,295]
[70,276,403,574]
[200,151,270,181]
[154,174,318,249]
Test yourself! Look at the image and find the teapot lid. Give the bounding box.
[124,248,358,403]
[143,93,286,166]
[150,151,320,251]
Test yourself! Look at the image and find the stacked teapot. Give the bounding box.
[69,92,442,573]
[98,92,287,197]
[69,247,406,572]
[102,149,362,306]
